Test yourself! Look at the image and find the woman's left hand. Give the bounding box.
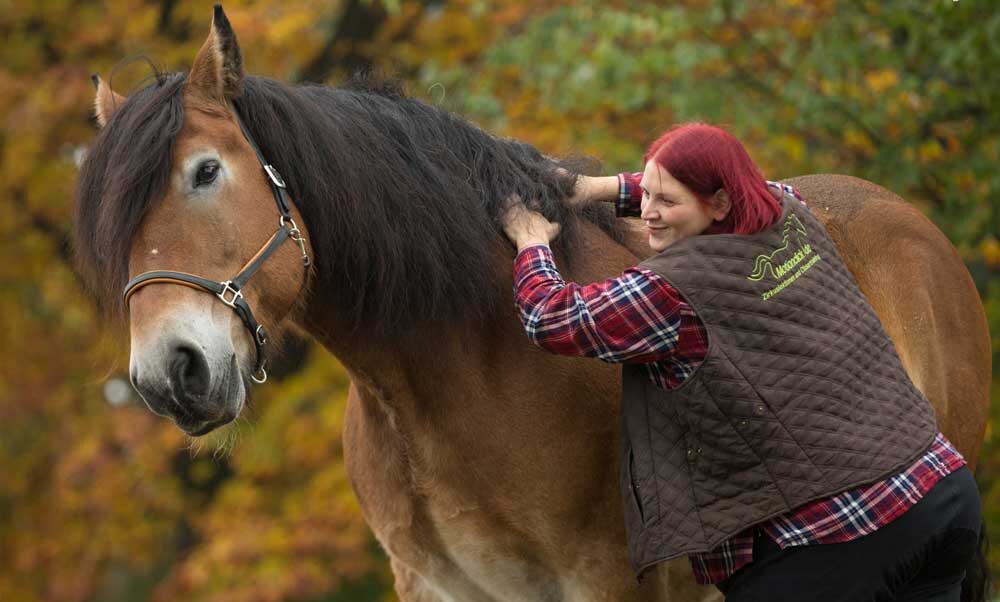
[501,195,561,250]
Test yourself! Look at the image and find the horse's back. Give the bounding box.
[785,174,990,468]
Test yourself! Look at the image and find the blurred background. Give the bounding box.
[1,0,997,600]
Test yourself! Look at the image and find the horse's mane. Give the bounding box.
[74,71,628,344]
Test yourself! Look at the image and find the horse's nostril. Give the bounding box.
[169,343,211,399]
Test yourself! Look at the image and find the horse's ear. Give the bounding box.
[187,4,244,103]
[91,74,127,128]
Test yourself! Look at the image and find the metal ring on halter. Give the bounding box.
[251,363,268,384]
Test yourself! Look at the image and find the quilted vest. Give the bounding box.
[619,194,938,578]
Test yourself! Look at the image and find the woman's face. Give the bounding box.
[639,160,716,252]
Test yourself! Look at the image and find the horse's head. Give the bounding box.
[78,6,312,436]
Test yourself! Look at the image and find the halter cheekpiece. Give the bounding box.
[122,103,310,384]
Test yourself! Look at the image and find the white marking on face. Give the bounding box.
[129,297,248,423]
[175,150,236,202]
[131,301,234,374]
[150,248,159,255]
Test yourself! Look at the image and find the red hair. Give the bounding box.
[644,123,781,235]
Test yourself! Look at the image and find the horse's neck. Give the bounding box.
[294,214,650,433]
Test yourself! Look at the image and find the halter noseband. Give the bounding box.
[122,104,310,384]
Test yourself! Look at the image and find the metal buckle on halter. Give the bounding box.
[251,362,268,384]
[264,164,286,189]
[255,325,267,345]
[217,281,243,308]
[280,216,311,267]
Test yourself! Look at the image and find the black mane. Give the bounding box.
[74,73,628,345]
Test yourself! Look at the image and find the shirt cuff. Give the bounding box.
[515,243,551,259]
[514,242,552,272]
[766,180,805,203]
[513,243,558,291]
[616,172,643,218]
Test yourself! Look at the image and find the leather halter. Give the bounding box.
[122,104,310,384]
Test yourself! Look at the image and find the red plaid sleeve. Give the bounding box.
[512,244,707,364]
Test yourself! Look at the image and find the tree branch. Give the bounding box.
[296,0,388,83]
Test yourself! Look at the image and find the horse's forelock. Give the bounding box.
[73,72,188,321]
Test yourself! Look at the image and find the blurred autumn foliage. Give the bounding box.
[1,1,997,600]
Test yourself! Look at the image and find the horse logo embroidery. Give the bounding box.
[747,213,822,300]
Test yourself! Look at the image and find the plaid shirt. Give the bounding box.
[512,173,965,584]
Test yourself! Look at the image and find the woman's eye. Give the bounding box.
[194,160,220,187]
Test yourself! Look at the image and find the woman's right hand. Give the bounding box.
[501,194,562,251]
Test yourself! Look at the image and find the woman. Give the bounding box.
[501,123,981,601]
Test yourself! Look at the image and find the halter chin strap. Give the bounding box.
[122,103,310,384]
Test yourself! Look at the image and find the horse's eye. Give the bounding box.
[194,160,220,187]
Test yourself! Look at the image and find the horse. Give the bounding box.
[73,6,991,601]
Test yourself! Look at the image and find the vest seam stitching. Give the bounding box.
[686,289,881,349]
[710,335,913,404]
[693,375,766,545]
[737,377,897,422]
[715,344,808,510]
[664,377,712,551]
[641,372,663,543]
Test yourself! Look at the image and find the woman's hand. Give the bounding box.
[501,194,561,251]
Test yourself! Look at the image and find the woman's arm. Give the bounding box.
[566,172,642,217]
[565,173,645,218]
[564,175,619,207]
[512,244,706,363]
[501,196,705,363]
[571,173,803,216]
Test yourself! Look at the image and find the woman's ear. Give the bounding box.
[710,189,732,221]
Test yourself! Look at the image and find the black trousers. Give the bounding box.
[717,466,982,602]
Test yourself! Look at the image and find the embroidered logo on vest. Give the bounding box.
[747,213,822,300]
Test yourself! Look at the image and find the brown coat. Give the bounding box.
[619,194,938,578]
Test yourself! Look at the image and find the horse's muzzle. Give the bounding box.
[130,341,244,435]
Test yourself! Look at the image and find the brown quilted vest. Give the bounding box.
[619,194,938,578]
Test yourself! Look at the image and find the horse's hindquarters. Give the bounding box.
[786,174,991,467]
